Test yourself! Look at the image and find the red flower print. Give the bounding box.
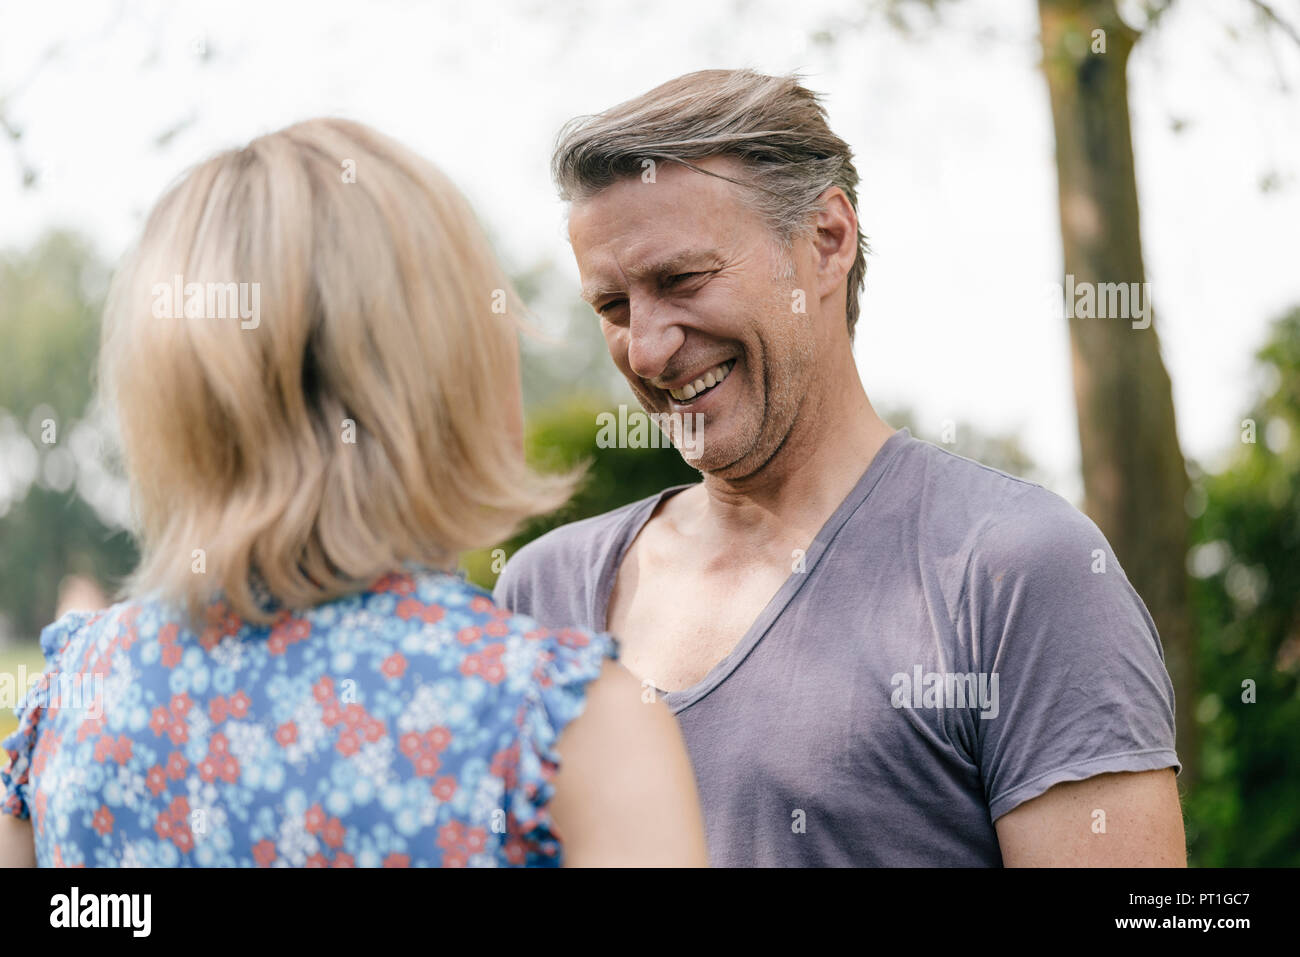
[154,813,173,841]
[275,722,298,747]
[414,752,441,777]
[470,596,493,614]
[169,693,193,719]
[490,742,520,784]
[320,700,342,727]
[148,707,170,738]
[383,853,410,868]
[380,653,407,679]
[229,691,251,719]
[464,827,487,854]
[165,718,188,746]
[442,850,468,868]
[305,804,326,834]
[343,703,366,730]
[557,628,590,649]
[199,735,239,784]
[111,735,132,765]
[166,752,188,780]
[463,644,508,685]
[92,806,114,836]
[200,603,241,651]
[425,727,451,751]
[252,840,277,867]
[93,735,114,763]
[322,817,345,849]
[331,852,354,868]
[159,623,179,646]
[269,616,310,654]
[313,676,335,703]
[372,571,415,594]
[161,644,182,668]
[431,776,457,801]
[173,828,194,854]
[457,627,482,646]
[146,765,167,796]
[362,718,385,743]
[420,605,444,624]
[503,837,527,865]
[78,715,104,742]
[306,853,329,868]
[398,732,421,758]
[484,620,508,637]
[219,756,239,783]
[396,599,422,621]
[336,730,361,757]
[437,821,465,849]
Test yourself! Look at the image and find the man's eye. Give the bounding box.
[597,298,627,315]
[666,272,704,286]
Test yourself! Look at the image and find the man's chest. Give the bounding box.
[604,552,791,693]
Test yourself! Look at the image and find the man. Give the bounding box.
[496,69,1186,866]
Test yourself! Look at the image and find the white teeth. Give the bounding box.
[668,359,734,401]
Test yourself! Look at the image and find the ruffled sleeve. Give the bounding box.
[507,627,620,866]
[1,611,92,820]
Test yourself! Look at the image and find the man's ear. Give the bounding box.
[812,187,858,302]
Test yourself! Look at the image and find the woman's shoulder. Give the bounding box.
[36,597,148,668]
[378,567,620,676]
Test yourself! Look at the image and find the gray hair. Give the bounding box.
[551,69,869,338]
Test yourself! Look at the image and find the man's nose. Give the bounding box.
[625,299,686,383]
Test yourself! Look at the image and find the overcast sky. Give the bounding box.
[3,0,1298,502]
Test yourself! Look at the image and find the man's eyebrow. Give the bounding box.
[580,249,723,304]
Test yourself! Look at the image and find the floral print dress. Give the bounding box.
[1,569,617,867]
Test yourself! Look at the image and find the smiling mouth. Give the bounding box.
[664,359,736,403]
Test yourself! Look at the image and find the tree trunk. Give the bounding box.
[1037,0,1198,785]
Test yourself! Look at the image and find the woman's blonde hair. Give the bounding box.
[101,117,577,624]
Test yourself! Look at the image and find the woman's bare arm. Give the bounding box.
[548,659,708,867]
[0,813,36,868]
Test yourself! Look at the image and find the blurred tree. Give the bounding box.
[1037,0,1198,782]
[0,232,137,642]
[1185,306,1300,866]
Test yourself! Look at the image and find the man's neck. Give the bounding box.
[688,377,895,557]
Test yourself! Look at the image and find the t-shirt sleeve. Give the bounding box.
[967,494,1181,822]
[1,611,91,820]
[504,625,620,865]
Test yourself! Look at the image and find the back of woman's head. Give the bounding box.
[101,118,573,624]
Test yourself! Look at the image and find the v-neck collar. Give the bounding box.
[593,427,912,713]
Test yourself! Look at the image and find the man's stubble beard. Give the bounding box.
[649,311,817,483]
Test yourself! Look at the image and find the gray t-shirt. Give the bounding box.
[494,428,1180,866]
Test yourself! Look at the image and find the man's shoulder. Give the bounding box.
[897,435,1106,568]
[493,486,689,613]
[508,491,664,567]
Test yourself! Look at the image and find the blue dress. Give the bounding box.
[1,569,617,867]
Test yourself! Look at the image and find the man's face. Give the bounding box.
[568,156,817,479]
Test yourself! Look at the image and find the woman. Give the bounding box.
[0,118,706,867]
